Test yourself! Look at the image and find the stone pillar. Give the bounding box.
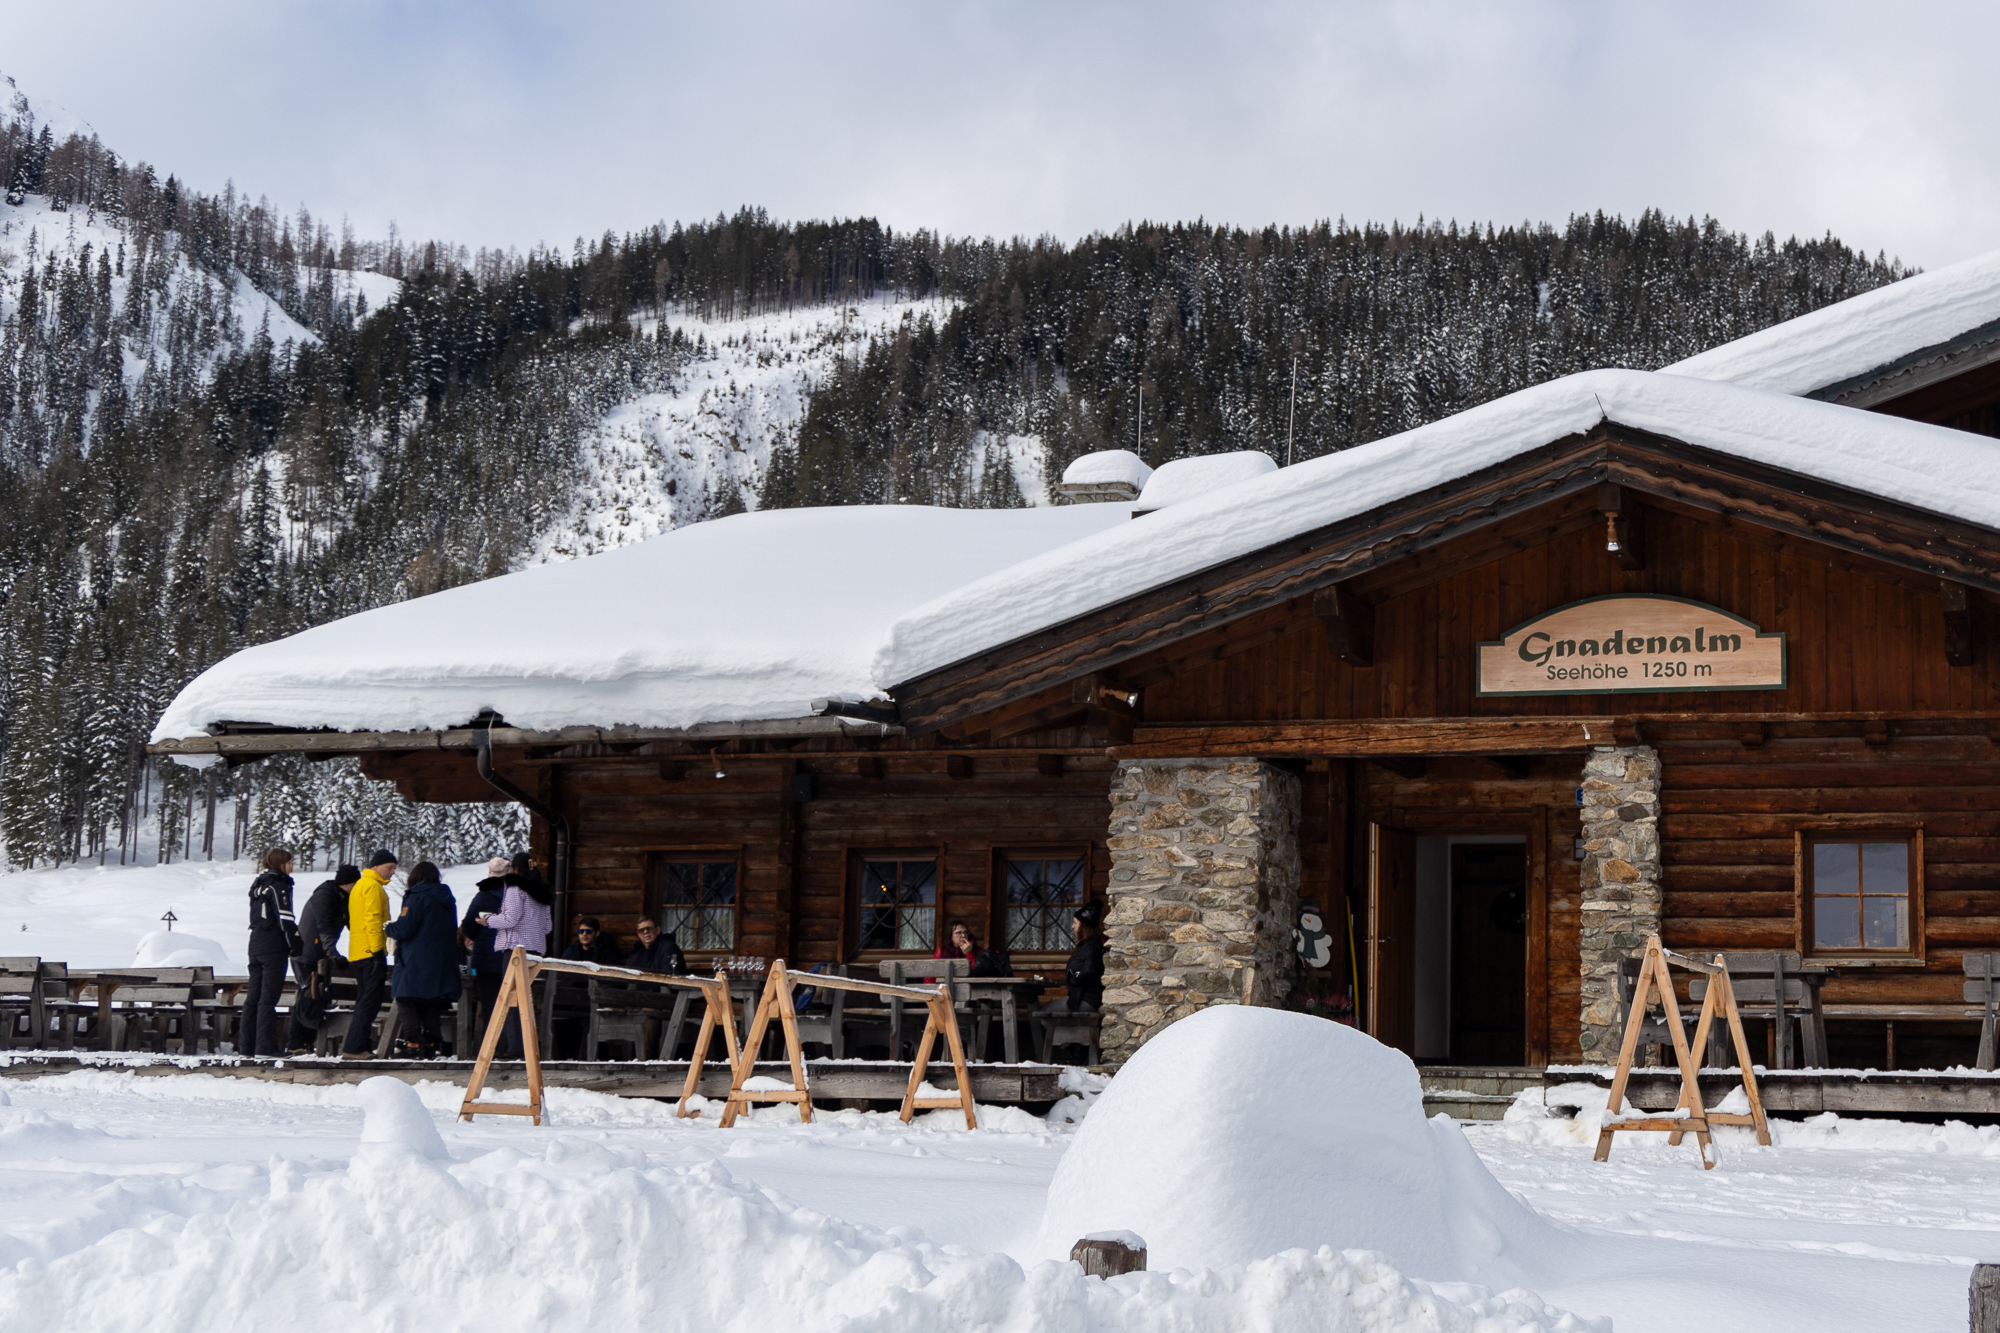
[1100,759,1301,1064]
[1576,745,1663,1060]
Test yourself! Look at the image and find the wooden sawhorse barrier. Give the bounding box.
[1595,934,1770,1169]
[458,948,741,1125]
[720,960,978,1129]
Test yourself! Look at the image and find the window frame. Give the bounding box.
[1794,825,1925,965]
[991,846,1093,960]
[648,847,744,959]
[847,847,943,959]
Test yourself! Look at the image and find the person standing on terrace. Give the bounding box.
[480,852,554,1057]
[340,850,396,1060]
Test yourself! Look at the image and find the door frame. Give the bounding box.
[1366,807,1549,1066]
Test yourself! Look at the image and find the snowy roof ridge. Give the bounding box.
[1662,247,2000,398]
[874,368,2000,687]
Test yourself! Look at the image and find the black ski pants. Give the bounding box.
[342,954,388,1054]
[242,952,290,1057]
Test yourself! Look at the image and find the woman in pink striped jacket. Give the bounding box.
[479,852,555,1056]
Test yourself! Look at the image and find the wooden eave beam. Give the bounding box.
[1109,716,1616,760]
[893,425,2000,737]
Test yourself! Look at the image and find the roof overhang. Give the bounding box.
[146,715,898,761]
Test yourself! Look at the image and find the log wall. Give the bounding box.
[555,754,1119,966]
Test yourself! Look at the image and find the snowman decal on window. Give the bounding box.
[1294,901,1333,970]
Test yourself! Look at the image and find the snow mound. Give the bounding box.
[353,1077,448,1161]
[130,930,230,970]
[1134,449,1276,510]
[1063,448,1154,488]
[1038,1007,1566,1286]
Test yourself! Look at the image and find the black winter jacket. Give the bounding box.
[247,872,302,957]
[627,933,688,976]
[385,881,464,1001]
[1063,934,1106,1011]
[296,880,348,967]
[460,879,506,976]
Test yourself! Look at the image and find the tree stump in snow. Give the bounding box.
[1972,1263,2000,1332]
[1071,1234,1146,1279]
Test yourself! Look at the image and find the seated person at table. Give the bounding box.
[562,916,622,965]
[934,921,1008,976]
[627,918,688,975]
[1057,903,1105,1012]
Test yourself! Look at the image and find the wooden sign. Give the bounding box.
[1477,595,1784,697]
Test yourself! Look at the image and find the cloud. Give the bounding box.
[3,0,1993,265]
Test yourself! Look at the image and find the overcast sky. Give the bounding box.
[4,0,1994,267]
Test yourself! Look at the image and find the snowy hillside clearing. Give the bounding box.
[530,296,1049,564]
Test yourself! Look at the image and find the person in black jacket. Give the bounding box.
[459,858,510,1037]
[1059,902,1106,1012]
[562,917,622,965]
[243,848,303,1057]
[627,918,688,975]
[384,862,464,1058]
[285,865,358,1054]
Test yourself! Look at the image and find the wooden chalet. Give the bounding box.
[152,252,2000,1070]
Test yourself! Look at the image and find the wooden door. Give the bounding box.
[1368,823,1418,1054]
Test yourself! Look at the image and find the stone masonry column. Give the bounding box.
[1576,745,1664,1060]
[1100,759,1301,1064]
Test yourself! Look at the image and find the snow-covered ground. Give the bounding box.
[0,1066,1988,1331]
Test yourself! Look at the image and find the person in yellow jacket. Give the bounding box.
[340,849,397,1059]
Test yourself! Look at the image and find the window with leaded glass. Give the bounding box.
[1002,853,1086,952]
[655,856,737,952]
[1800,830,1921,961]
[856,855,938,952]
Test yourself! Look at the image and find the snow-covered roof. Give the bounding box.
[1134,451,1276,512]
[1663,248,2000,399]
[151,504,1133,741]
[875,369,2000,686]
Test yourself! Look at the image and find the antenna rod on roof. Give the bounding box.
[1287,355,1299,467]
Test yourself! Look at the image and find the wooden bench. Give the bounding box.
[880,959,970,1060]
[1033,1007,1101,1065]
[1687,951,1829,1068]
[583,978,680,1060]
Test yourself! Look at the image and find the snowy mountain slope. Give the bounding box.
[529,297,1048,563]
[0,193,318,384]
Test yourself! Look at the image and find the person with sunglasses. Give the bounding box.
[561,916,622,965]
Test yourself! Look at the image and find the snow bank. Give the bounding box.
[879,368,2000,685]
[153,504,1132,741]
[1665,247,2000,397]
[1037,1007,1566,1288]
[0,1104,1598,1332]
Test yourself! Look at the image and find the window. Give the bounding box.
[655,855,737,952]
[856,854,938,953]
[1001,853,1087,952]
[1799,830,1922,960]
